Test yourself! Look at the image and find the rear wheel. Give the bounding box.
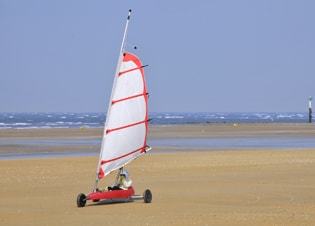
[143,189,152,203]
[77,193,86,207]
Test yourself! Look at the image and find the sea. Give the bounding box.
[0,112,311,129]
[0,112,314,159]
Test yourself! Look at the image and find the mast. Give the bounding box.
[93,9,132,191]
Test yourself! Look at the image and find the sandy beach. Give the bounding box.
[2,1,315,225]
[1,124,315,225]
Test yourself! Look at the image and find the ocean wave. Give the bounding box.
[16,126,70,129]
[69,122,84,125]
[276,114,292,118]
[16,127,45,129]
[164,116,185,119]
[0,123,32,126]
[14,123,32,126]
[0,112,310,129]
[0,127,12,129]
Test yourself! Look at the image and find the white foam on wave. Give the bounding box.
[0,127,12,129]
[13,123,32,126]
[38,126,53,129]
[164,116,185,119]
[17,127,41,129]
[276,114,292,118]
[69,122,83,125]
[46,123,60,126]
[16,126,70,129]
[254,113,264,117]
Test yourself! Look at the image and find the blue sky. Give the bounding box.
[1,0,314,112]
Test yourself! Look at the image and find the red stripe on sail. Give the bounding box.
[112,93,148,105]
[100,146,146,165]
[118,65,146,77]
[106,119,147,134]
[123,53,143,71]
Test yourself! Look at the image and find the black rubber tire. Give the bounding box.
[143,189,152,203]
[77,193,86,207]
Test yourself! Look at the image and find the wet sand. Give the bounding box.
[1,123,315,155]
[1,123,315,139]
[1,124,315,225]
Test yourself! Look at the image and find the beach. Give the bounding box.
[1,124,315,225]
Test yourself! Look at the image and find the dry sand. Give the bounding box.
[1,124,315,225]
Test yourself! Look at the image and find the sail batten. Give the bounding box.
[100,146,146,165]
[112,93,148,105]
[118,65,147,76]
[106,119,148,134]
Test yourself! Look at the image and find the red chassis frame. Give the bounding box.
[77,186,152,207]
[87,187,135,201]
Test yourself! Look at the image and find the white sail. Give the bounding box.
[97,52,149,179]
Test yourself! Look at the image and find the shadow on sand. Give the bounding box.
[87,198,134,207]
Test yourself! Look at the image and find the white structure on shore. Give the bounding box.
[308,96,313,123]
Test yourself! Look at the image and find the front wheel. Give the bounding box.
[143,189,152,203]
[77,193,86,207]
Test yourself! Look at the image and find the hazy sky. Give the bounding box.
[1,0,315,113]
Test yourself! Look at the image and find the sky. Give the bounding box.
[1,0,315,113]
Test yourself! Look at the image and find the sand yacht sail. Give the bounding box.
[77,9,152,207]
